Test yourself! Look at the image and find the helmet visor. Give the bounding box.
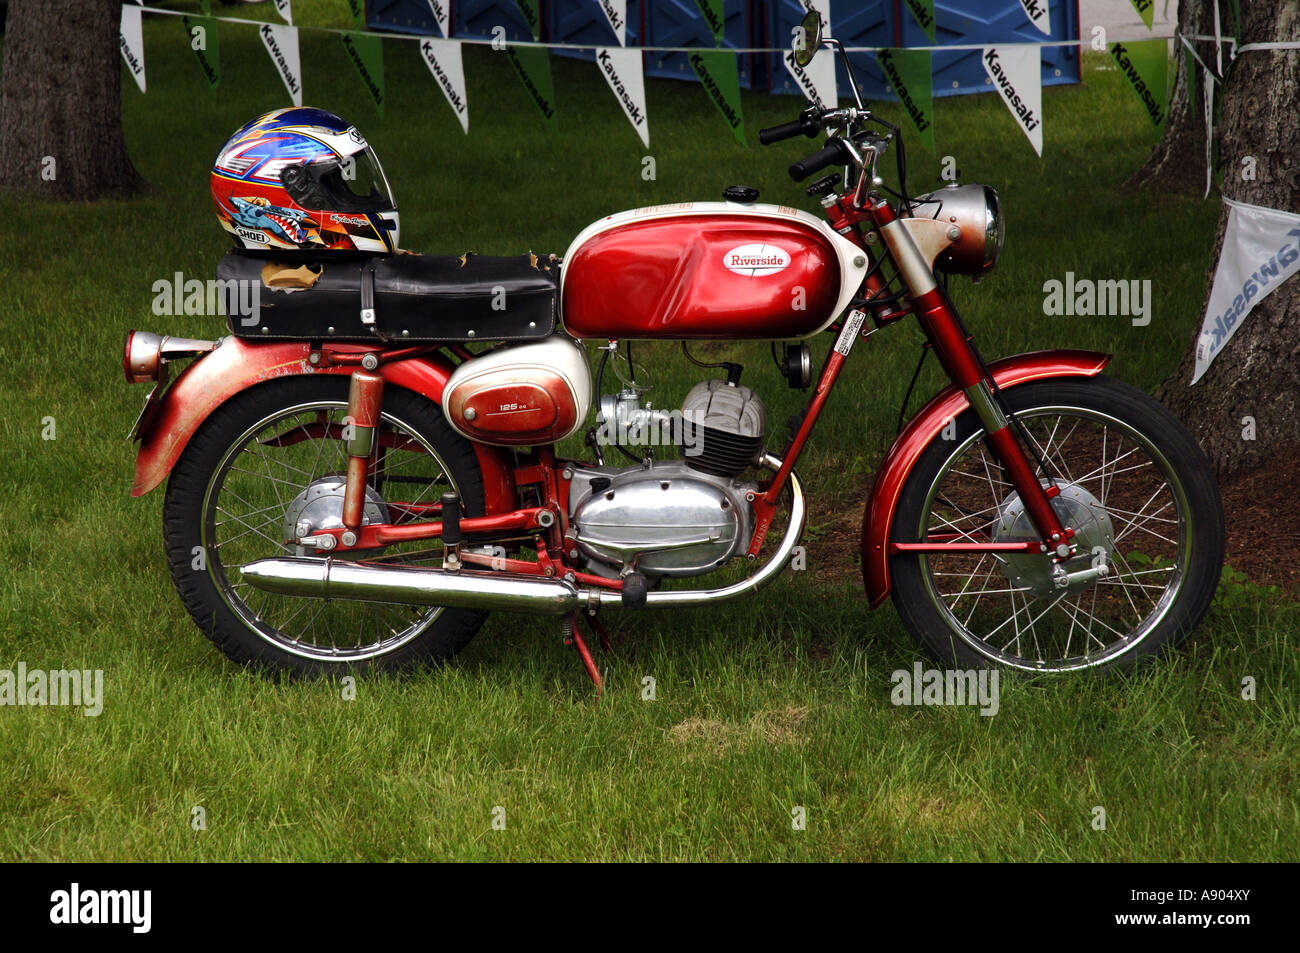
[282,147,396,215]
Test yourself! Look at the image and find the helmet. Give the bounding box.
[211,107,400,254]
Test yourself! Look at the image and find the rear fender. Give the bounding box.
[862,349,1111,607]
[129,337,517,512]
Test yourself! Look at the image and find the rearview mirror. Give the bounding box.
[794,10,822,68]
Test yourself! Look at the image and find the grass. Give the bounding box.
[0,3,1295,861]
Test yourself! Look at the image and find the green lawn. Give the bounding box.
[0,4,1294,861]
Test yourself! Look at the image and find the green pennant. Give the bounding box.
[342,32,385,116]
[902,0,936,43]
[1111,39,1167,135]
[345,0,366,30]
[1127,0,1155,30]
[693,0,725,46]
[513,0,542,40]
[198,0,211,15]
[506,45,558,131]
[181,14,220,91]
[689,49,745,146]
[877,48,933,153]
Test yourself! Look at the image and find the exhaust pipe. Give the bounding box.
[239,558,582,614]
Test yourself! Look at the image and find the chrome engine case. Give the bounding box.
[567,461,755,577]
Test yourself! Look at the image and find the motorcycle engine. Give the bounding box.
[568,380,767,579]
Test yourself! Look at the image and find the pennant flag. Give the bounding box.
[259,23,302,106]
[198,0,211,14]
[1193,198,1300,383]
[345,0,365,29]
[181,14,220,91]
[1127,0,1154,30]
[513,0,542,40]
[782,0,835,108]
[419,37,469,134]
[1018,0,1051,36]
[876,48,933,152]
[689,50,745,146]
[426,0,451,38]
[598,0,628,47]
[1111,39,1167,134]
[902,0,936,44]
[983,46,1042,155]
[274,0,293,26]
[694,0,725,46]
[342,32,385,115]
[596,47,649,147]
[120,3,146,93]
[506,45,558,131]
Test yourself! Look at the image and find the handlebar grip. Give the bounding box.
[758,119,806,145]
[789,140,847,181]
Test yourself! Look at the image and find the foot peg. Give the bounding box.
[441,491,462,571]
[621,572,647,608]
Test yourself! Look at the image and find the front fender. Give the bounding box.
[130,337,517,512]
[861,349,1111,607]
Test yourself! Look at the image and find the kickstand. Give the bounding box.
[563,612,604,695]
[585,612,616,654]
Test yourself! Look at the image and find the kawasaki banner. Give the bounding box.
[689,50,745,146]
[508,45,558,131]
[694,0,725,46]
[902,0,936,44]
[983,46,1042,155]
[426,0,451,37]
[1128,0,1155,30]
[1018,0,1051,35]
[596,47,649,147]
[181,14,220,91]
[876,48,933,153]
[342,32,385,115]
[274,0,292,26]
[1111,39,1168,134]
[120,3,147,94]
[1193,198,1300,383]
[419,38,469,133]
[597,0,628,47]
[514,0,542,40]
[259,22,302,106]
[345,0,365,30]
[783,0,836,108]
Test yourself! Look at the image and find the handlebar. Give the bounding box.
[758,117,818,145]
[788,140,848,182]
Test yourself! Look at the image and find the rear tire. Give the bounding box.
[163,376,487,676]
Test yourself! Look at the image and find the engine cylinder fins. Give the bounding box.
[680,425,765,477]
[679,379,767,478]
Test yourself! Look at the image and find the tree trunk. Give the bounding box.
[0,0,144,198]
[1157,0,1300,479]
[1125,0,1213,194]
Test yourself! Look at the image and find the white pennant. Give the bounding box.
[782,0,836,108]
[419,38,469,134]
[259,23,302,106]
[120,3,146,93]
[596,0,628,47]
[983,46,1042,155]
[274,0,293,25]
[1203,67,1214,199]
[426,0,451,38]
[1193,198,1300,383]
[1018,0,1051,36]
[596,47,649,147]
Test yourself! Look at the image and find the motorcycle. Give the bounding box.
[122,14,1224,688]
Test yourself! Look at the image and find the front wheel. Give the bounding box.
[889,376,1224,674]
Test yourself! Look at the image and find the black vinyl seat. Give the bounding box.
[219,249,558,343]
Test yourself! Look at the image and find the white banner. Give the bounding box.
[259,23,302,106]
[983,46,1042,155]
[274,0,293,26]
[419,38,469,134]
[1193,197,1300,383]
[597,0,628,47]
[1018,0,1051,36]
[426,0,451,38]
[783,0,836,107]
[596,47,649,147]
[120,4,147,93]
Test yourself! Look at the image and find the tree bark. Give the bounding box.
[1157,0,1300,479]
[1125,0,1213,194]
[0,0,144,198]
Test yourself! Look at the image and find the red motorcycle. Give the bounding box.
[123,20,1223,686]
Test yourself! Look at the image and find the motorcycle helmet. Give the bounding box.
[211,107,400,254]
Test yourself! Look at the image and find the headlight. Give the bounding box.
[911,183,1005,278]
[123,330,163,383]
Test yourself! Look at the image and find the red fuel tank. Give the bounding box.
[560,203,866,340]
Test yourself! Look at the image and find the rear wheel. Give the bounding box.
[889,376,1224,674]
[163,376,487,676]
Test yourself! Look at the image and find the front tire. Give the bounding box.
[163,376,488,676]
[889,376,1224,674]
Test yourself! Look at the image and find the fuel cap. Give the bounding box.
[722,185,760,204]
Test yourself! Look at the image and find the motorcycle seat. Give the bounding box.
[218,249,558,343]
